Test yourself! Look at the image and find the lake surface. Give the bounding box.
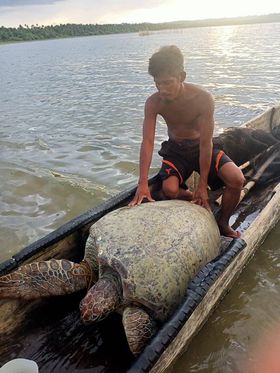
[0,22,280,372]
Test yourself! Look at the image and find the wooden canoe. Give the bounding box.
[0,105,279,372]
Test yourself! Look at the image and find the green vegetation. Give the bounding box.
[1,13,280,43]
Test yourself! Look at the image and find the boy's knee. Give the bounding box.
[162,183,179,199]
[227,172,245,190]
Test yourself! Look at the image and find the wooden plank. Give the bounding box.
[151,183,280,373]
[242,106,273,131]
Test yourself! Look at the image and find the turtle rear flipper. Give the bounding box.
[122,306,157,355]
[0,259,93,300]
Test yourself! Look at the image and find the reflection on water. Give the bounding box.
[0,22,280,372]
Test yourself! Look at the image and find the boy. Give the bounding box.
[129,46,244,238]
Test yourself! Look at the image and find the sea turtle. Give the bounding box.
[0,200,220,355]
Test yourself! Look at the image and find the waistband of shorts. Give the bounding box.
[167,137,200,147]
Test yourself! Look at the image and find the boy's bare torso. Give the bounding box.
[149,83,212,141]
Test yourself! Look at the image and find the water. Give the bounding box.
[0,22,280,371]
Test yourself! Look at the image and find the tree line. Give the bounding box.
[1,13,279,43]
[0,23,147,42]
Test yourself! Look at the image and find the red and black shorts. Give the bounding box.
[158,138,232,191]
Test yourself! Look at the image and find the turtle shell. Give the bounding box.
[87,200,220,321]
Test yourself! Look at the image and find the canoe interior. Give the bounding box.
[0,105,279,372]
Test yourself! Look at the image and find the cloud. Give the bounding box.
[0,0,163,9]
[0,0,169,25]
[63,0,167,24]
[0,0,64,6]
[1,0,278,27]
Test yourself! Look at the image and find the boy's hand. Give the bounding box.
[128,184,155,207]
[192,185,211,212]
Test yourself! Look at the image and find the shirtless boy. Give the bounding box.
[129,45,244,238]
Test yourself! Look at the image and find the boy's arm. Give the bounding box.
[192,94,215,211]
[129,98,157,206]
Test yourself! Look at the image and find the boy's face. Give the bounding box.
[154,73,183,103]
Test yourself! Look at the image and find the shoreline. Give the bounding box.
[1,14,280,45]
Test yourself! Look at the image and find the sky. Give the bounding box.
[0,0,280,27]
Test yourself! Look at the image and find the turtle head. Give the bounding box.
[80,268,122,323]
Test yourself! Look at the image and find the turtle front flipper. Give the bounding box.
[0,259,95,300]
[80,269,122,323]
[122,306,157,355]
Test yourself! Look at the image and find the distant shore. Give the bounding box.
[1,13,280,44]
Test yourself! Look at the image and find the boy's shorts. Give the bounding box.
[158,138,232,191]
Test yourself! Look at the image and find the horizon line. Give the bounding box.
[1,12,280,28]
